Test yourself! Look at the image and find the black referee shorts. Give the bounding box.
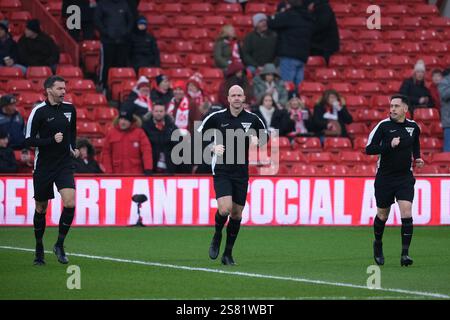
[213,175,249,206]
[33,166,76,202]
[374,173,416,208]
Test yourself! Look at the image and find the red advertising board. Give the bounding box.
[0,176,449,226]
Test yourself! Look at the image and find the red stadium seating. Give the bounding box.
[323,165,348,176]
[26,66,52,82]
[323,138,353,152]
[171,16,199,28]
[307,56,327,67]
[215,3,242,15]
[56,66,83,80]
[77,122,104,138]
[189,3,214,15]
[431,153,450,167]
[294,137,322,152]
[421,137,443,153]
[307,152,334,165]
[0,0,22,13]
[353,164,377,176]
[291,164,319,175]
[82,93,109,109]
[0,67,24,82]
[299,82,326,95]
[413,108,440,123]
[67,79,96,96]
[6,79,33,93]
[346,123,368,137]
[94,108,118,124]
[16,92,44,108]
[343,69,367,82]
[246,3,272,14]
[138,67,163,79]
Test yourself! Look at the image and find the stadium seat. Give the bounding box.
[167,68,194,80]
[199,68,223,81]
[339,29,354,41]
[353,164,377,176]
[329,83,353,94]
[339,150,365,165]
[0,0,22,13]
[76,108,90,121]
[107,68,136,100]
[413,108,440,123]
[77,122,104,138]
[82,93,109,109]
[259,163,289,176]
[421,137,443,153]
[355,82,383,95]
[171,15,199,28]
[293,137,322,152]
[424,42,449,55]
[340,42,365,54]
[271,136,291,150]
[144,14,167,27]
[356,30,383,41]
[431,153,450,167]
[371,95,391,109]
[384,30,407,41]
[384,4,408,16]
[385,81,403,95]
[138,67,163,79]
[185,54,210,68]
[90,138,105,154]
[67,79,96,96]
[356,55,381,68]
[184,28,211,41]
[137,1,156,13]
[353,137,369,151]
[161,3,183,15]
[55,66,83,80]
[398,42,421,55]
[343,69,367,82]
[6,79,32,93]
[400,17,425,29]
[16,92,44,108]
[189,3,214,15]
[384,56,411,69]
[372,69,395,82]
[328,55,351,68]
[331,3,352,15]
[215,3,242,15]
[323,165,348,176]
[345,95,368,110]
[427,17,450,29]
[323,137,352,152]
[340,17,366,29]
[80,40,101,74]
[314,68,339,82]
[306,56,326,67]
[160,53,183,68]
[345,123,368,137]
[371,44,394,55]
[307,152,333,165]
[414,164,441,175]
[291,164,318,175]
[298,82,326,96]
[246,3,272,14]
[26,66,52,82]
[278,150,303,164]
[412,30,441,42]
[0,66,24,82]
[118,80,136,102]
[94,108,118,124]
[357,109,384,122]
[155,28,180,40]
[410,4,439,17]
[203,16,228,30]
[231,15,253,30]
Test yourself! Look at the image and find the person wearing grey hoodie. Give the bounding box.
[252,63,288,108]
[438,68,450,152]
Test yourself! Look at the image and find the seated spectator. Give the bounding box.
[308,0,340,65]
[0,94,25,150]
[0,128,17,173]
[214,25,243,71]
[399,59,434,115]
[0,21,26,74]
[62,0,96,41]
[101,110,153,174]
[312,89,353,138]
[129,16,160,73]
[151,74,173,107]
[252,93,292,137]
[186,73,211,118]
[438,68,450,152]
[285,93,314,137]
[218,61,253,107]
[73,139,103,173]
[122,75,153,120]
[142,103,178,174]
[429,69,443,110]
[253,63,288,108]
[242,14,277,75]
[167,81,202,135]
[17,19,60,72]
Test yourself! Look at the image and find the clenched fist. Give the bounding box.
[54,132,63,143]
[391,137,400,148]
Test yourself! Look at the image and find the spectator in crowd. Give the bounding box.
[252,94,292,137]
[73,139,103,173]
[218,61,253,107]
[17,20,60,72]
[268,0,313,88]
[186,72,211,118]
[62,0,96,41]
[101,110,153,174]
[399,59,434,115]
[127,0,140,22]
[429,69,443,110]
[122,75,153,119]
[129,16,160,73]
[312,89,353,138]
[142,103,178,174]
[95,0,133,89]
[0,94,25,150]
[242,13,277,75]
[253,63,288,108]
[167,81,202,135]
[439,68,450,152]
[214,25,243,71]
[285,93,314,137]
[0,128,17,173]
[151,74,173,107]
[0,21,26,74]
[307,0,339,65]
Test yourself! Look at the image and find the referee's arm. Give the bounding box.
[413,125,421,159]
[365,124,391,155]
[70,107,77,152]
[24,109,54,148]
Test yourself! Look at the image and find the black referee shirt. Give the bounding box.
[197,108,268,177]
[24,100,77,173]
[366,117,421,176]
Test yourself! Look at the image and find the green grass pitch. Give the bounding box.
[0,226,449,300]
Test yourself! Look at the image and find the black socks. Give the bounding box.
[215,211,228,235]
[373,215,386,243]
[33,211,46,250]
[56,207,75,247]
[224,217,242,256]
[401,217,413,256]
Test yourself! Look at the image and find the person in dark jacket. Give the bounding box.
[0,21,26,74]
[62,0,96,41]
[0,94,25,150]
[95,0,133,88]
[17,20,60,71]
[122,75,153,119]
[73,139,103,174]
[308,0,340,65]
[129,16,160,73]
[267,0,313,87]
[213,25,243,71]
[217,61,254,107]
[142,103,178,174]
[150,74,173,107]
[242,13,277,75]
[0,128,17,173]
[399,59,434,116]
[312,89,353,138]
[252,94,293,137]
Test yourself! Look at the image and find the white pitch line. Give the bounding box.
[1,245,449,299]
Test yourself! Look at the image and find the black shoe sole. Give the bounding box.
[53,247,69,264]
[221,256,236,266]
[401,259,413,267]
[33,260,46,266]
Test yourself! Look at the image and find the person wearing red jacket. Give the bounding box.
[101,110,153,174]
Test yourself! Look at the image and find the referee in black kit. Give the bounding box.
[24,75,79,266]
[197,85,268,265]
[366,94,424,267]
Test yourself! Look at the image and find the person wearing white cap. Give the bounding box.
[242,13,277,75]
[399,59,434,115]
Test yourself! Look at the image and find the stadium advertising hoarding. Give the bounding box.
[0,176,449,226]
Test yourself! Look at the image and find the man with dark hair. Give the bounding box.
[0,94,25,150]
[24,75,79,266]
[366,94,424,267]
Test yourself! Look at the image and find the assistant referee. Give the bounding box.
[24,75,79,266]
[366,94,424,267]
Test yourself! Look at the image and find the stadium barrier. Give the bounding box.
[0,175,449,226]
